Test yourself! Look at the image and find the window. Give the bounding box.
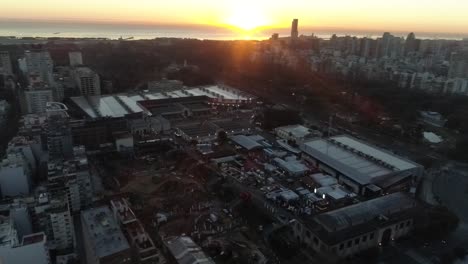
[347,241,352,248]
[362,235,367,242]
[406,220,411,227]
[306,230,311,238]
[355,238,359,245]
[370,233,374,240]
[313,237,319,245]
[399,223,404,229]
[339,243,344,250]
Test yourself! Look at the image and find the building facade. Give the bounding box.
[23,89,53,114]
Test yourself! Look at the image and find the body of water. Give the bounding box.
[0,20,467,41]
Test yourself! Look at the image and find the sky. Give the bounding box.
[1,0,468,34]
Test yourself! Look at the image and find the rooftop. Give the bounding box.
[164,236,215,264]
[70,85,254,119]
[275,124,311,139]
[314,192,417,232]
[230,135,263,151]
[300,135,421,185]
[81,206,130,258]
[274,157,309,174]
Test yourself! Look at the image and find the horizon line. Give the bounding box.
[1,17,468,38]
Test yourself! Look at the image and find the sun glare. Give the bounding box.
[225,3,270,31]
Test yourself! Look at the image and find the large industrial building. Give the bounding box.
[292,192,419,259]
[69,85,255,119]
[300,135,423,195]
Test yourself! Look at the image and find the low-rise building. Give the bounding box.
[292,192,419,259]
[275,125,316,143]
[163,236,215,264]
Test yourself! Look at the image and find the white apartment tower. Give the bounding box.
[23,50,54,85]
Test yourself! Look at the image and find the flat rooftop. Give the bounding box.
[314,192,416,232]
[164,236,215,264]
[22,233,45,246]
[231,135,263,150]
[81,206,130,258]
[276,125,311,138]
[70,85,253,119]
[300,135,421,185]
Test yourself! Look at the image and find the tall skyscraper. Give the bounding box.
[291,19,299,39]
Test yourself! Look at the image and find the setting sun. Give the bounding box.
[224,2,270,31]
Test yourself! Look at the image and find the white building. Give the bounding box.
[0,151,32,197]
[0,51,13,76]
[68,51,83,67]
[23,88,53,114]
[73,67,101,96]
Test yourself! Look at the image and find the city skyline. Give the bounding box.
[2,0,468,35]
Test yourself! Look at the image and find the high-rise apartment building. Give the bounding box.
[46,102,74,159]
[47,146,92,214]
[449,50,468,78]
[68,51,83,67]
[0,51,13,76]
[72,67,101,96]
[33,192,74,250]
[22,50,54,85]
[23,88,53,114]
[404,32,420,55]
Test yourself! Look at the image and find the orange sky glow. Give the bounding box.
[1,0,468,34]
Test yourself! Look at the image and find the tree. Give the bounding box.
[217,130,228,145]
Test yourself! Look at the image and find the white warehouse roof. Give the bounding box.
[300,135,422,185]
